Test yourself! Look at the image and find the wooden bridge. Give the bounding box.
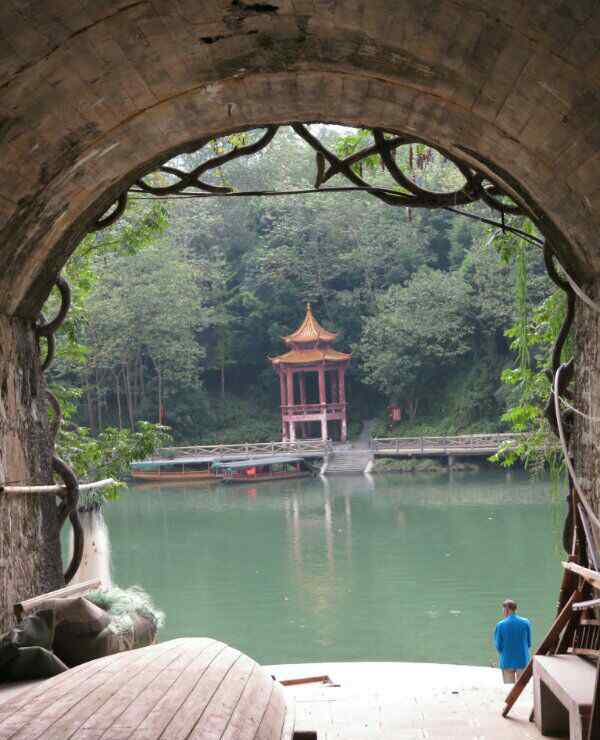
[156,439,332,461]
[370,433,521,459]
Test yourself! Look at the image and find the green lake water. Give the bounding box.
[99,470,564,667]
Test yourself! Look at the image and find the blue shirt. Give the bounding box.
[494,613,531,669]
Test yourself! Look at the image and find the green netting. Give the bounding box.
[86,586,165,634]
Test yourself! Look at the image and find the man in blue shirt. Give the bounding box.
[493,598,532,684]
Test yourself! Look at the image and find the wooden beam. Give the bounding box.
[573,598,600,611]
[279,675,331,687]
[1,478,116,495]
[502,589,582,717]
[14,578,102,619]
[562,562,600,590]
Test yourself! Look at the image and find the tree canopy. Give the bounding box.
[48,125,553,444]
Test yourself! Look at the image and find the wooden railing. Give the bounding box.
[370,433,522,454]
[281,403,346,416]
[156,439,333,459]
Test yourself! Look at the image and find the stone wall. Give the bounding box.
[1,0,600,623]
[0,1,600,316]
[573,280,600,516]
[0,316,62,631]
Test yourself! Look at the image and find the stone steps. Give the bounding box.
[324,450,373,475]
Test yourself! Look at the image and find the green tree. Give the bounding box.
[358,268,474,418]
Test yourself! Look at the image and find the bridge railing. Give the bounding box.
[156,439,333,459]
[370,433,522,454]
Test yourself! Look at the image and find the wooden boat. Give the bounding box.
[213,455,315,484]
[130,455,219,482]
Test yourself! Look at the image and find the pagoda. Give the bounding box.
[271,304,351,442]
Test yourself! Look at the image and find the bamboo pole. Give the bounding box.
[1,478,116,495]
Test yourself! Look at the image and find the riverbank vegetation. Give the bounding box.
[46,126,555,449]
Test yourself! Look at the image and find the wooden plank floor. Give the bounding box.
[0,639,293,740]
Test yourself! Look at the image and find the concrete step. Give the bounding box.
[324,451,374,475]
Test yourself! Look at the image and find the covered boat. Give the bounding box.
[130,456,218,482]
[213,455,315,484]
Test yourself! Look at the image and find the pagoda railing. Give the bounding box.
[281,402,346,416]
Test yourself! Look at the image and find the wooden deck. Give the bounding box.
[0,638,293,740]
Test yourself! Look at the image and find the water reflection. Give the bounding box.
[93,470,563,666]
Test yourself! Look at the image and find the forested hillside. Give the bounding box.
[48,126,552,444]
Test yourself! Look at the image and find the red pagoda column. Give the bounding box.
[300,374,310,439]
[318,366,327,441]
[330,369,338,403]
[279,370,288,441]
[287,368,296,442]
[338,364,347,442]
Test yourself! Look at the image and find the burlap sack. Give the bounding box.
[0,611,66,681]
[52,608,157,667]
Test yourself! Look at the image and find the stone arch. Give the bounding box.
[2,0,600,626]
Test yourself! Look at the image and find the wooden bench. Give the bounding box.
[533,655,597,739]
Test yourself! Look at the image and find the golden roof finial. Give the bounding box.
[282,303,337,344]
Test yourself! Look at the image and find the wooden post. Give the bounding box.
[320,416,328,442]
[279,370,286,409]
[286,368,295,407]
[589,661,600,740]
[299,374,307,406]
[338,364,347,442]
[330,369,338,403]
[338,365,346,404]
[299,373,309,438]
[318,366,327,441]
[318,366,326,406]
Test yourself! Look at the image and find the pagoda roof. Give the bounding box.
[271,347,351,366]
[283,303,337,344]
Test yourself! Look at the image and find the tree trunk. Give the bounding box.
[124,360,135,431]
[138,353,145,410]
[95,366,103,431]
[86,372,97,435]
[0,315,63,631]
[132,353,139,419]
[114,371,123,430]
[157,366,162,424]
[573,280,600,518]
[407,398,419,420]
[221,363,225,402]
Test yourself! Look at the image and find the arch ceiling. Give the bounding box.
[1,0,600,316]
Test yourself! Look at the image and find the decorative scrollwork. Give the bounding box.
[294,124,524,214]
[136,126,278,196]
[544,244,576,557]
[35,276,71,372]
[35,276,84,584]
[91,123,524,230]
[52,454,83,584]
[90,192,128,232]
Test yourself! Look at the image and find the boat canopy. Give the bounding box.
[212,456,304,470]
[131,455,214,469]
